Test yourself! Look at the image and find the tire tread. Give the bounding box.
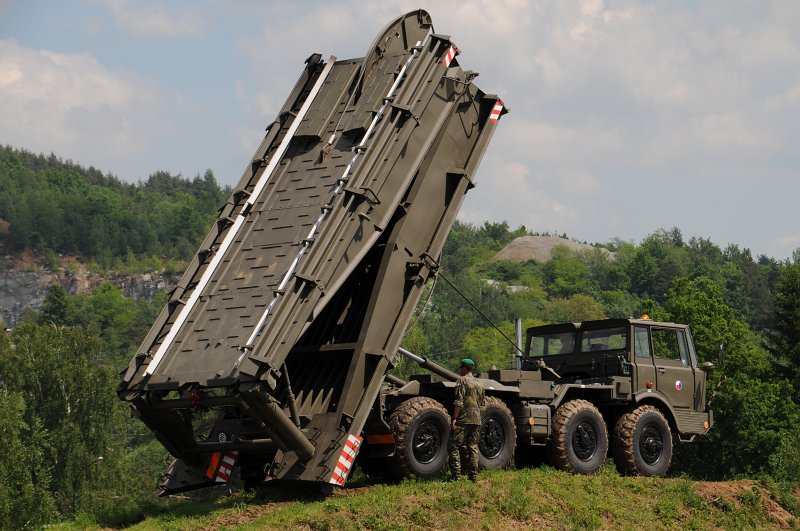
[387,397,449,479]
[480,396,517,469]
[612,405,672,476]
[546,399,608,474]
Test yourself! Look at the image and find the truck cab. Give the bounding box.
[525,318,713,435]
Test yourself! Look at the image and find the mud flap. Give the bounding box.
[158,451,239,496]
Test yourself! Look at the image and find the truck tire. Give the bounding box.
[612,405,672,476]
[478,397,516,470]
[546,399,608,474]
[387,397,450,479]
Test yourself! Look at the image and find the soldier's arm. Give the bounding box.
[452,380,465,428]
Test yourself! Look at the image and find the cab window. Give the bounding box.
[652,328,690,366]
[529,332,576,356]
[634,326,651,358]
[580,327,627,352]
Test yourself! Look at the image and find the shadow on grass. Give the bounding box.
[95,481,347,529]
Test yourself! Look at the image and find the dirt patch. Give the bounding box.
[695,480,794,529]
[493,236,615,263]
[58,254,82,268]
[14,248,43,270]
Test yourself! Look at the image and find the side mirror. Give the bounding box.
[700,361,715,374]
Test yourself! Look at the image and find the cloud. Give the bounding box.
[771,234,800,259]
[95,0,207,37]
[4,0,799,257]
[459,161,581,232]
[0,39,161,170]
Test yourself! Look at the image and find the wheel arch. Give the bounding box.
[552,386,615,410]
[634,392,678,433]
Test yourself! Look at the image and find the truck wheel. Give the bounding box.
[547,399,608,474]
[612,405,672,476]
[478,397,516,469]
[387,397,450,479]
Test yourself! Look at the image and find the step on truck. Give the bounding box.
[369,318,714,479]
[118,10,508,494]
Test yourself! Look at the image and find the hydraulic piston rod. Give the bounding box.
[398,347,459,382]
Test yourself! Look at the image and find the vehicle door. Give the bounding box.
[632,325,656,393]
[651,327,695,409]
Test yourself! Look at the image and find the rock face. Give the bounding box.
[493,235,616,262]
[0,269,178,327]
[0,270,57,327]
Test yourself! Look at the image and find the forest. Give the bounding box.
[0,146,798,527]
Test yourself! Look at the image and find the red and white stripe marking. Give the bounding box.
[489,100,504,123]
[442,45,458,67]
[214,451,239,483]
[329,434,363,486]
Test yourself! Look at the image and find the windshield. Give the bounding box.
[529,332,577,356]
[580,327,627,352]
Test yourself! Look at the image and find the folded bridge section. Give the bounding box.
[118,9,505,492]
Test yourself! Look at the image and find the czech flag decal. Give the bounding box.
[675,380,683,391]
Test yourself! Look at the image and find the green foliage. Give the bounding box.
[543,245,590,297]
[542,294,606,323]
[0,146,229,265]
[769,425,800,485]
[0,323,119,518]
[0,387,58,528]
[596,289,642,319]
[0,322,169,525]
[772,260,800,399]
[661,276,800,478]
[461,318,542,371]
[38,283,163,366]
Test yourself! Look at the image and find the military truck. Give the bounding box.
[119,10,713,495]
[362,318,714,479]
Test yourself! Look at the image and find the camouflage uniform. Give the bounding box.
[448,374,485,480]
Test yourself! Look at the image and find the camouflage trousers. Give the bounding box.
[448,424,480,479]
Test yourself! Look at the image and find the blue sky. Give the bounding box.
[1,1,799,259]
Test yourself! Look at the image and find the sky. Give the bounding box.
[1,1,799,260]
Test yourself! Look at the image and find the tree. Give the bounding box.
[461,318,542,372]
[0,388,58,528]
[771,260,800,400]
[0,322,122,516]
[543,245,590,298]
[394,326,431,380]
[39,284,68,325]
[663,276,800,478]
[541,294,605,323]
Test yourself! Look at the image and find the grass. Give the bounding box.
[59,464,798,530]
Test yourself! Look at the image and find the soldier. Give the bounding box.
[448,358,485,482]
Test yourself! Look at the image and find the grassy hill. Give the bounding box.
[65,467,798,530]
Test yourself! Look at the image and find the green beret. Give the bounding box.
[460,358,475,367]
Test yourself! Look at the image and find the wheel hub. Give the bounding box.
[479,418,505,459]
[413,421,441,464]
[639,426,663,465]
[573,421,597,461]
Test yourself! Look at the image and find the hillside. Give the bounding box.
[67,468,798,530]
